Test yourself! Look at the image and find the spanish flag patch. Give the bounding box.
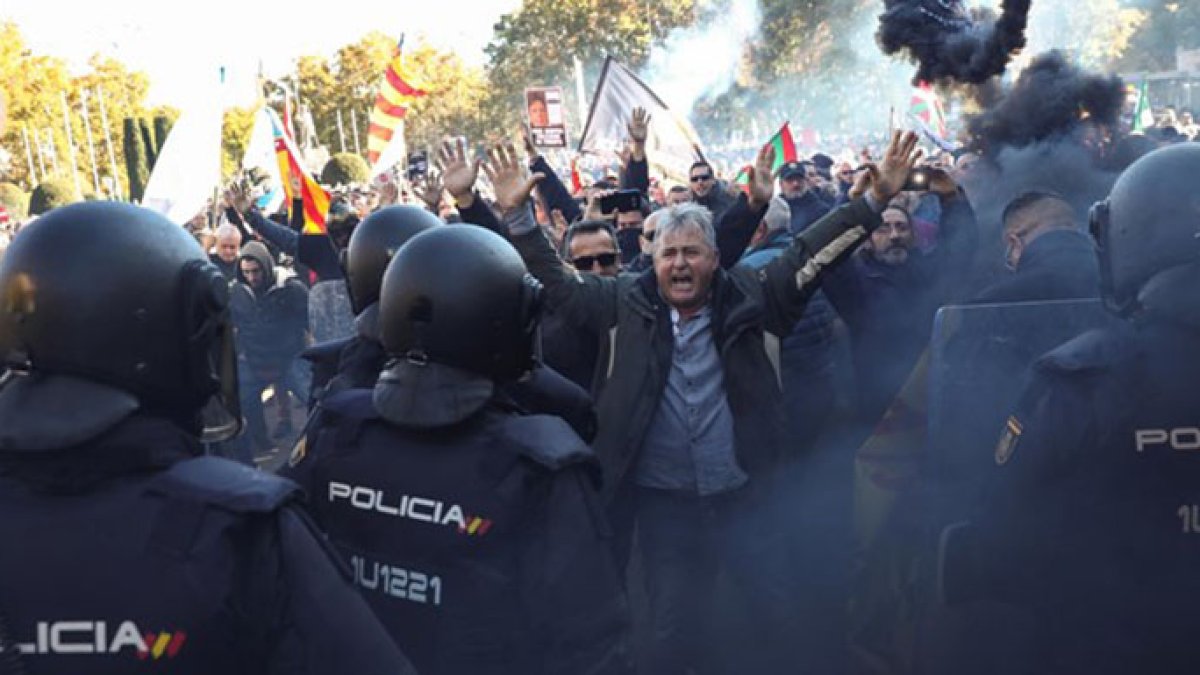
[288,435,308,468]
[995,416,1023,466]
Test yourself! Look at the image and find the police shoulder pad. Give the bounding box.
[300,336,355,366]
[498,415,596,471]
[1036,326,1135,375]
[147,456,301,513]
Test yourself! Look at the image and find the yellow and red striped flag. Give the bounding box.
[367,39,428,173]
[266,107,330,234]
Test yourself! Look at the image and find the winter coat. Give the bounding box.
[511,198,883,500]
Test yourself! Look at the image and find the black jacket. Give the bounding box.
[0,411,414,675]
[511,198,883,500]
[785,190,835,236]
[939,312,1200,674]
[230,241,309,373]
[284,368,632,675]
[973,229,1100,304]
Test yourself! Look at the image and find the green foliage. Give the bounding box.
[484,0,697,134]
[139,117,157,172]
[321,152,370,186]
[122,117,149,202]
[29,175,79,215]
[221,106,257,179]
[152,114,174,156]
[0,182,28,218]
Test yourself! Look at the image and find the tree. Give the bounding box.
[28,175,78,214]
[123,117,149,202]
[1,23,152,196]
[221,105,257,179]
[0,182,28,218]
[484,0,698,135]
[321,152,370,186]
[152,113,175,156]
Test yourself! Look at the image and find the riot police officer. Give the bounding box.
[303,204,595,441]
[0,202,415,674]
[938,144,1200,673]
[285,226,633,675]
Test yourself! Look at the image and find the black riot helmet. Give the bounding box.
[379,226,542,382]
[344,205,442,314]
[0,202,240,443]
[1089,143,1200,316]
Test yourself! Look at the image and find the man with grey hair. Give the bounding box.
[482,131,925,672]
[210,221,243,282]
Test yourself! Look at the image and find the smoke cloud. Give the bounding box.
[643,0,761,117]
[966,50,1125,154]
[877,0,1032,86]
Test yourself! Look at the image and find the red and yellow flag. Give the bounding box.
[267,107,330,234]
[367,41,428,169]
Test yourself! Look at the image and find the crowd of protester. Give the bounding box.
[1,94,1197,674]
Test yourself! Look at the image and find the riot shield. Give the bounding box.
[914,298,1116,675]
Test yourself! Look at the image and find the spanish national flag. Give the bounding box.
[267,107,330,235]
[367,39,428,172]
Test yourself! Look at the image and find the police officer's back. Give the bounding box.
[938,144,1200,674]
[0,203,414,674]
[285,226,632,675]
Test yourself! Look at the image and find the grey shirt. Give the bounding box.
[634,306,748,496]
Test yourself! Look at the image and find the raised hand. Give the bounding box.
[584,189,616,222]
[481,142,545,214]
[628,107,650,161]
[225,183,252,215]
[871,131,923,205]
[746,143,777,208]
[628,107,650,144]
[848,163,878,201]
[437,138,481,207]
[412,171,445,213]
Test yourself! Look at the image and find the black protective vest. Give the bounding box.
[0,416,412,675]
[288,388,631,675]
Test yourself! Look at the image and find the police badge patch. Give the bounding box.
[994,416,1023,466]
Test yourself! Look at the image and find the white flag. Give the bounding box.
[578,56,706,182]
[242,107,286,212]
[142,78,223,225]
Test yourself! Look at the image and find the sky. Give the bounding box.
[3,0,523,108]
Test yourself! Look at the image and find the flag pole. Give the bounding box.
[59,92,83,197]
[79,89,102,197]
[336,109,347,153]
[351,108,362,156]
[96,89,122,200]
[20,125,37,189]
[33,128,48,179]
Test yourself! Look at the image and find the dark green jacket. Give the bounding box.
[511,199,881,501]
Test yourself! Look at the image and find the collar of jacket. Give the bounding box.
[373,359,495,429]
[1017,228,1097,274]
[628,266,763,350]
[0,412,199,492]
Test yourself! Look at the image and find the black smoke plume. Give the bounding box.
[966,50,1125,156]
[877,0,1032,86]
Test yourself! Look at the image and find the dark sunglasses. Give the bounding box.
[641,230,656,241]
[572,252,619,270]
[689,174,713,182]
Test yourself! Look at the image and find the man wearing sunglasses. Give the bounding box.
[565,220,622,278]
[688,160,736,220]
